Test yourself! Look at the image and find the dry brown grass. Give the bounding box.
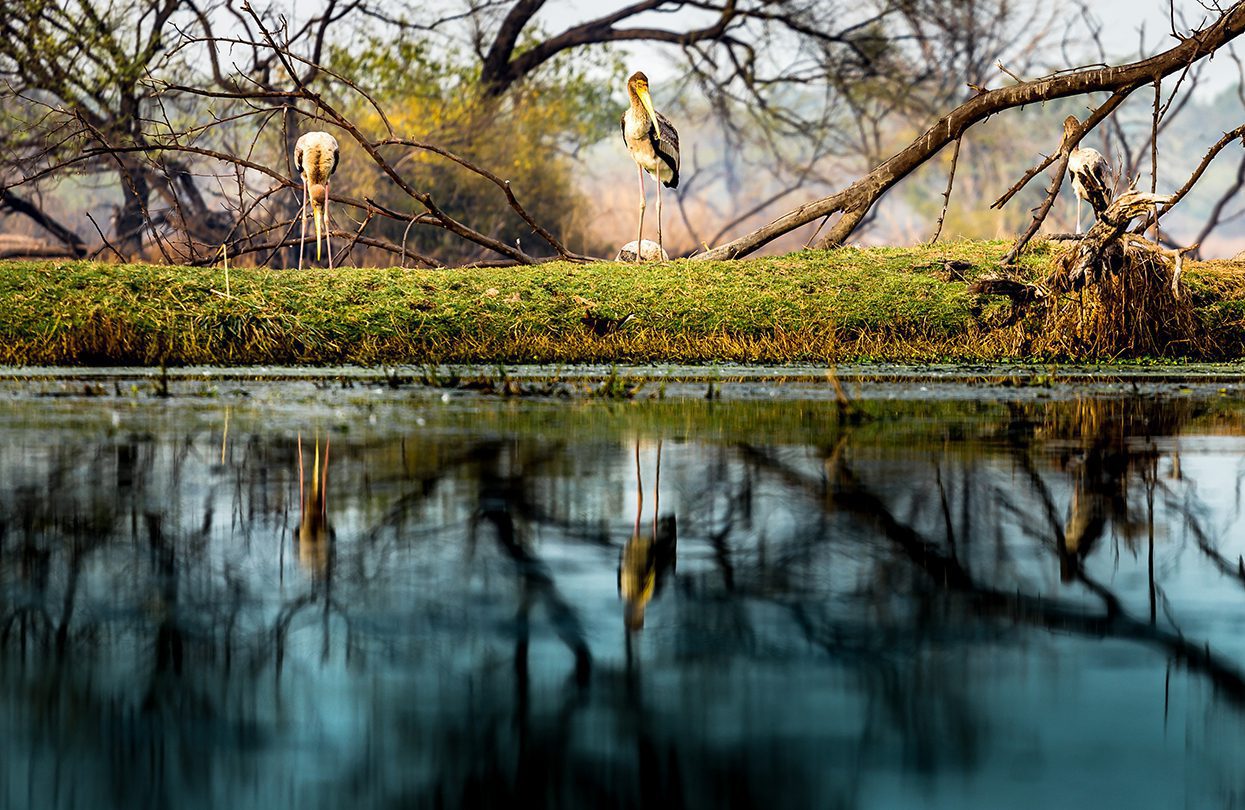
[1035,239,1210,359]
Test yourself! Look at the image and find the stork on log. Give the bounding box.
[621,72,680,261]
[1064,116,1113,235]
[294,131,340,270]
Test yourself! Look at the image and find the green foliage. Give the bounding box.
[326,30,625,263]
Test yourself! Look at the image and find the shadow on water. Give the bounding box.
[2,392,1245,808]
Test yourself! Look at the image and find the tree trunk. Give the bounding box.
[114,163,151,258]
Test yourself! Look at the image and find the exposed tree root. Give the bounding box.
[979,186,1207,357]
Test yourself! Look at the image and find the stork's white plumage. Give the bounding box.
[1063,116,1112,235]
[621,72,680,260]
[294,131,340,270]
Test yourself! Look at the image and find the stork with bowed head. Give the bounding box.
[1063,116,1113,235]
[294,131,340,270]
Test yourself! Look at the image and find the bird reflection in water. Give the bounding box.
[619,439,677,631]
[295,432,334,579]
[1061,461,1108,583]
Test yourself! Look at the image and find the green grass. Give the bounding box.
[0,239,1241,366]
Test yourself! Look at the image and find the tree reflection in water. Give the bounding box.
[0,393,1244,808]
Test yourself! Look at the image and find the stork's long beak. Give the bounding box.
[638,86,660,141]
[312,203,323,261]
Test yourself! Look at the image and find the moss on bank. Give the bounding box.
[0,240,1242,365]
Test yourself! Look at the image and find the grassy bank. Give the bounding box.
[1,240,1243,365]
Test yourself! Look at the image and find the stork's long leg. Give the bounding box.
[636,165,646,261]
[656,178,663,260]
[634,441,643,538]
[325,182,333,271]
[1076,196,1082,236]
[322,435,330,518]
[298,181,308,271]
[298,432,304,508]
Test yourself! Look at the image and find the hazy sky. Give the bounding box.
[1092,0,1241,93]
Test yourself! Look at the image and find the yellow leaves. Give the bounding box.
[326,74,613,263]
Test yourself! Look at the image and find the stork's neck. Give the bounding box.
[1062,123,1080,153]
[628,87,650,126]
[304,147,332,186]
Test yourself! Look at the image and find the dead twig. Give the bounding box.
[929,135,962,244]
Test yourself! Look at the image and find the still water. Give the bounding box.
[2,370,1245,809]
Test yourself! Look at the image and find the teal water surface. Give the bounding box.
[1,371,1244,808]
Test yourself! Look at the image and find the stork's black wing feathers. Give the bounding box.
[1090,159,1111,201]
[1079,162,1112,218]
[649,112,680,188]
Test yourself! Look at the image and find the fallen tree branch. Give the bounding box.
[968,275,1047,327]
[0,188,88,257]
[969,276,1046,304]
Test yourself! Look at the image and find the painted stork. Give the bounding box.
[621,72,680,260]
[294,131,340,270]
[1063,116,1112,235]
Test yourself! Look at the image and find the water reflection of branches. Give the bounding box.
[468,439,592,685]
[5,398,1245,807]
[740,397,1245,708]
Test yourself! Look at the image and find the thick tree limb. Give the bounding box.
[479,0,740,94]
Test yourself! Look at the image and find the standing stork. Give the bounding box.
[1063,116,1112,235]
[621,72,680,260]
[294,131,340,270]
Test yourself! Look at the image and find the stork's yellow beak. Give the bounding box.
[637,85,660,141]
[312,204,323,261]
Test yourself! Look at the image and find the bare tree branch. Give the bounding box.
[695,3,1245,261]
